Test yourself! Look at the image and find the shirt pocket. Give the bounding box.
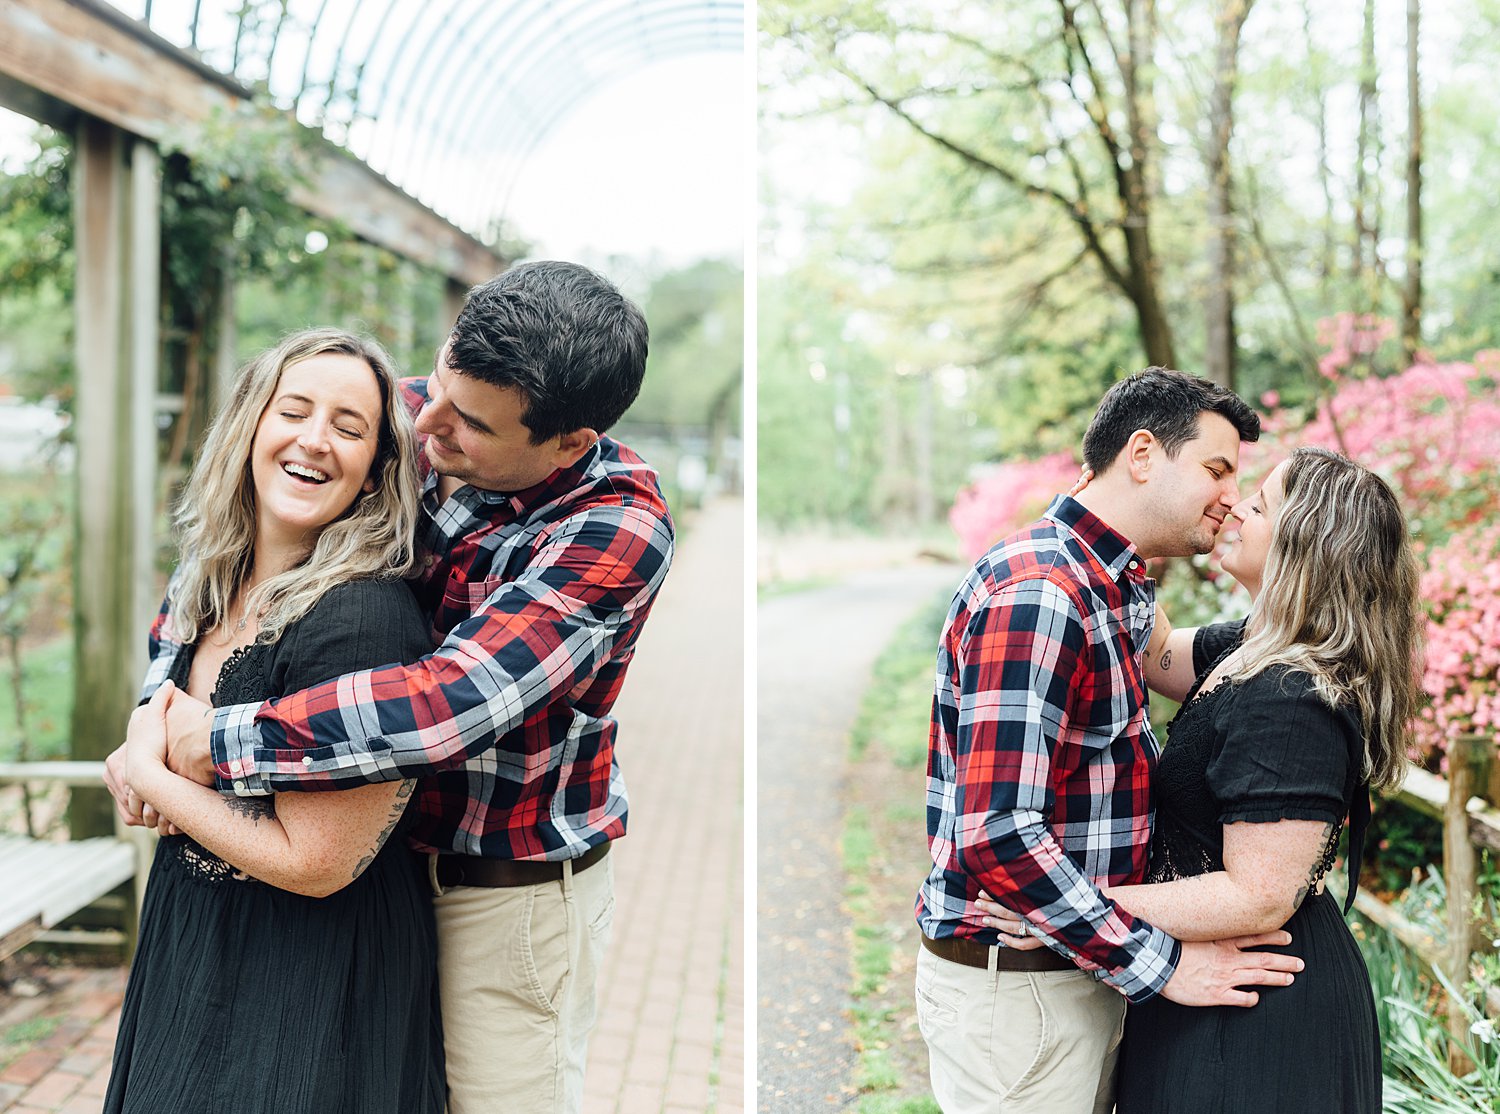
[1073,660,1147,751]
[434,573,508,634]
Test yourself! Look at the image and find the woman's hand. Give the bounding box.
[125,683,176,832]
[1067,467,1095,498]
[974,889,1046,950]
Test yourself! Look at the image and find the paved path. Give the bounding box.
[0,497,745,1114]
[757,564,958,1112]
[584,496,745,1113]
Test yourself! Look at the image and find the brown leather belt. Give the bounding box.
[921,932,1074,973]
[429,842,610,891]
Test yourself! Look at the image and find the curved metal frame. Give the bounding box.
[131,0,742,242]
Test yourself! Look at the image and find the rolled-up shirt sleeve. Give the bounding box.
[953,578,1180,1001]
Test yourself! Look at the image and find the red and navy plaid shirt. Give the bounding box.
[915,496,1180,1002]
[182,377,674,861]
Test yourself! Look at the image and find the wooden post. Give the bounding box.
[69,120,160,839]
[441,276,470,336]
[1445,734,1489,1073]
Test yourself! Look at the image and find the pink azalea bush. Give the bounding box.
[1414,522,1500,765]
[1298,354,1500,533]
[949,452,1081,560]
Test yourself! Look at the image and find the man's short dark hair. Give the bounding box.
[447,260,649,443]
[1082,367,1260,473]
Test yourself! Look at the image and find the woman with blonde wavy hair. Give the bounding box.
[980,445,1423,1112]
[104,328,444,1114]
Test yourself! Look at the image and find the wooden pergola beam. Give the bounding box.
[0,0,505,286]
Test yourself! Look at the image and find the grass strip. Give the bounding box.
[841,591,951,1114]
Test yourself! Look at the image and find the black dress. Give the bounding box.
[1115,621,1381,1114]
[104,578,445,1114]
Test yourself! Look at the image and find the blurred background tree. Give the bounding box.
[759,0,1500,536]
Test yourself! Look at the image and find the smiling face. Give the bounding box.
[413,341,597,496]
[1220,458,1288,598]
[1140,411,1245,558]
[249,352,383,553]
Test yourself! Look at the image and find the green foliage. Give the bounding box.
[1355,901,1500,1110]
[758,262,973,530]
[842,591,953,1108]
[0,637,71,764]
[0,129,74,410]
[1363,799,1444,896]
[628,258,744,431]
[0,129,72,297]
[857,1097,942,1114]
[850,592,949,768]
[763,0,1500,540]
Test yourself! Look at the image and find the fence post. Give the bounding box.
[1445,734,1490,1072]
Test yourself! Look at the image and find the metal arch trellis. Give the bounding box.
[475,26,739,235]
[460,13,741,231]
[126,0,742,245]
[405,0,730,179]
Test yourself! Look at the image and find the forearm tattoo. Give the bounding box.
[225,797,275,823]
[1291,821,1336,911]
[352,779,416,881]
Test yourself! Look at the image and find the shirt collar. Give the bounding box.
[405,374,605,517]
[1043,494,1146,584]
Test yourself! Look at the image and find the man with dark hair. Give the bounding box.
[106,260,674,1114]
[915,369,1296,1113]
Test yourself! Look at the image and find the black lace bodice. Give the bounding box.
[1145,623,1365,899]
[159,639,279,885]
[149,578,433,888]
[1146,676,1344,889]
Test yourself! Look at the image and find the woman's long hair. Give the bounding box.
[1236,446,1424,791]
[167,328,420,645]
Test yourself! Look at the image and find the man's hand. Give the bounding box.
[1160,933,1302,1008]
[163,684,217,787]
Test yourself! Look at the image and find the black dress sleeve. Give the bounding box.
[1191,618,1248,676]
[267,578,434,699]
[1205,666,1359,826]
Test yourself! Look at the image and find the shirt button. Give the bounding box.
[301,755,313,767]
[1128,561,1139,570]
[233,780,245,792]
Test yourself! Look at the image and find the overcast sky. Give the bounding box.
[0,31,742,269]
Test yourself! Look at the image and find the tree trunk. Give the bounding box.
[1304,0,1336,298]
[1401,0,1423,366]
[1204,0,1253,389]
[1353,0,1380,292]
[1121,0,1176,369]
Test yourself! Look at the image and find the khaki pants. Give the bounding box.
[433,855,615,1114]
[915,946,1126,1114]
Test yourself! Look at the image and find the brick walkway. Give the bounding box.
[0,496,745,1114]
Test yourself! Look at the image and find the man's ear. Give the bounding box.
[1123,429,1157,483]
[552,427,600,468]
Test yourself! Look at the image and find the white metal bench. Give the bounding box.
[0,761,152,960]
